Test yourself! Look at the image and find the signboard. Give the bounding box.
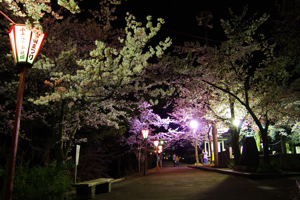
[76,145,80,166]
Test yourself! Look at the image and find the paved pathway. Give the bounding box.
[75,161,300,200]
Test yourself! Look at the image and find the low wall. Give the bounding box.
[260,154,300,171]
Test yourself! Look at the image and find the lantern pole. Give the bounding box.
[154,140,159,170]
[141,129,149,176]
[0,10,14,23]
[3,22,45,200]
[190,120,200,165]
[144,138,147,175]
[5,64,27,200]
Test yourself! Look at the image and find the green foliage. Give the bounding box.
[226,159,235,169]
[0,166,4,196]
[11,161,73,200]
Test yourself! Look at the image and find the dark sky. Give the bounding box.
[113,0,277,46]
[80,0,277,46]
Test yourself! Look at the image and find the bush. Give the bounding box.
[0,167,5,198]
[256,162,281,173]
[11,161,73,200]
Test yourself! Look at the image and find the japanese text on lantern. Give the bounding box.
[28,34,38,62]
[20,27,26,60]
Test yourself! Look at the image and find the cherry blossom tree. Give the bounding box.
[122,101,170,172]
[266,0,300,149]
[27,13,171,163]
[174,7,296,166]
[0,0,124,164]
[0,0,81,30]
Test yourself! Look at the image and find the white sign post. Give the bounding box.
[75,145,80,183]
[76,145,80,165]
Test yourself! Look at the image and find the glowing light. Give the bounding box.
[141,129,149,139]
[158,145,163,153]
[190,120,198,129]
[8,24,45,65]
[154,140,159,147]
[233,119,240,126]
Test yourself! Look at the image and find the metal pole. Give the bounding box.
[144,139,147,176]
[5,65,27,200]
[194,130,199,164]
[74,165,77,184]
[156,147,159,170]
[160,152,163,167]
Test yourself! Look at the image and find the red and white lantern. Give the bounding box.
[8,24,45,65]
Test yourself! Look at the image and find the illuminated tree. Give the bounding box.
[0,0,81,30]
[28,13,171,163]
[174,7,287,166]
[0,0,124,30]
[123,101,169,172]
[268,0,300,147]
[0,0,123,164]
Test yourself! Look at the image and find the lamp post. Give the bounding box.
[158,145,163,167]
[154,140,159,170]
[190,120,200,164]
[5,24,45,200]
[159,140,164,167]
[141,129,149,176]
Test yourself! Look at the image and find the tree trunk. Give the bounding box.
[228,92,240,165]
[42,141,52,168]
[281,135,287,154]
[138,149,141,173]
[231,127,240,165]
[194,138,199,164]
[117,156,121,178]
[261,129,270,164]
[54,100,65,163]
[208,133,212,164]
[212,123,218,166]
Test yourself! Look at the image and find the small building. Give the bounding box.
[203,138,227,165]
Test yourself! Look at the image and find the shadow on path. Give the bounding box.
[83,161,300,200]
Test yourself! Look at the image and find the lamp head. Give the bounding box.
[190,120,198,129]
[8,24,45,66]
[141,129,149,139]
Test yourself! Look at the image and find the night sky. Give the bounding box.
[77,0,277,46]
[109,0,277,46]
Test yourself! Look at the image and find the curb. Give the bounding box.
[188,165,300,179]
[112,167,158,183]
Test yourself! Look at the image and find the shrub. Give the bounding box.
[256,162,281,173]
[0,167,5,198]
[11,161,73,200]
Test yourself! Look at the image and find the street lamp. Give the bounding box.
[5,24,45,200]
[141,129,149,175]
[190,120,200,164]
[154,140,159,170]
[159,140,165,167]
[160,140,165,145]
[158,145,163,167]
[190,120,198,130]
[233,119,240,126]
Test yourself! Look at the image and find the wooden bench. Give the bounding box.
[72,178,114,199]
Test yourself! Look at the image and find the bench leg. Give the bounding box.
[76,185,96,199]
[96,182,111,193]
